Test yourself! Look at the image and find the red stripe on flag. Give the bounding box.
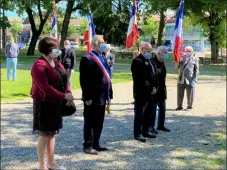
[84,29,91,53]
[174,36,182,64]
[126,25,139,48]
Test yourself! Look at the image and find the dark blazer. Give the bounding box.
[79,50,113,105]
[57,48,75,70]
[151,55,167,100]
[31,56,71,103]
[131,54,158,100]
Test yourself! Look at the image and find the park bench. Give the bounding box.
[203,58,211,65]
[116,51,133,59]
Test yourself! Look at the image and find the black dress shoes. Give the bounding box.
[175,106,183,111]
[93,146,109,152]
[157,126,171,132]
[142,132,156,138]
[134,136,146,142]
[187,106,193,109]
[149,127,158,134]
[83,148,98,155]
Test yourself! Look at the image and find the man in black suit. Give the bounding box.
[79,35,113,155]
[131,42,157,142]
[57,40,76,88]
[150,46,170,133]
[105,44,115,80]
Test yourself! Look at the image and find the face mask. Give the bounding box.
[99,43,107,53]
[144,52,151,59]
[51,49,62,58]
[64,45,70,49]
[162,53,169,60]
[8,40,13,44]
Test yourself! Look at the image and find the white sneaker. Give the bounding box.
[47,163,66,170]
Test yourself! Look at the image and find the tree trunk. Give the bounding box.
[157,9,166,46]
[60,0,75,48]
[26,31,40,55]
[25,4,50,56]
[210,39,217,61]
[2,8,6,48]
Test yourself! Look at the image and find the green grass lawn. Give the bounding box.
[1,68,132,103]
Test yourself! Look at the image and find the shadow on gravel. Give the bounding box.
[1,105,226,169]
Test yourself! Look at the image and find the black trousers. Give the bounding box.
[150,99,166,128]
[83,103,106,149]
[134,97,152,137]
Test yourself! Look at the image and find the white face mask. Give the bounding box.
[8,40,14,44]
[64,45,70,49]
[51,49,62,58]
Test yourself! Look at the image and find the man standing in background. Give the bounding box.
[57,40,76,88]
[5,36,19,81]
[176,46,199,110]
[105,44,115,80]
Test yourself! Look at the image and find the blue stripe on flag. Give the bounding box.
[51,15,57,30]
[174,0,184,30]
[88,13,96,37]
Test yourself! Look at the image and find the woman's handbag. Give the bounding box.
[59,100,76,117]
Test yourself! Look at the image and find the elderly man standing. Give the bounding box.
[176,46,199,110]
[105,44,115,80]
[5,36,19,81]
[80,35,113,154]
[150,46,170,133]
[57,40,76,88]
[131,42,157,142]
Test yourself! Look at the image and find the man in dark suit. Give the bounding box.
[150,46,170,133]
[131,42,157,142]
[79,35,113,155]
[57,40,76,88]
[105,44,115,80]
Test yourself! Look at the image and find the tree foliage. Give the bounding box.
[142,15,159,37]
[187,0,226,60]
[79,0,131,45]
[9,19,24,40]
[143,0,179,46]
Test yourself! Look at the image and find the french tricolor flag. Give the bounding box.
[83,13,96,53]
[50,2,58,39]
[172,0,184,64]
[126,0,139,49]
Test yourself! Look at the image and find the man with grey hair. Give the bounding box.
[176,46,199,110]
[5,36,19,81]
[104,44,115,79]
[80,35,113,154]
[131,41,157,142]
[149,46,170,133]
[57,39,76,88]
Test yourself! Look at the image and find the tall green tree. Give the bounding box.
[144,0,179,46]
[187,0,226,60]
[85,0,131,45]
[0,0,15,48]
[141,15,159,40]
[12,0,63,55]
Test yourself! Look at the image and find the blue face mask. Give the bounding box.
[144,52,151,59]
[162,54,169,60]
[99,43,107,53]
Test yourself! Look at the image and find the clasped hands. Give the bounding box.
[85,100,110,114]
[65,93,74,106]
[145,81,157,95]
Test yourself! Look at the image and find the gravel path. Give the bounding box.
[1,77,226,169]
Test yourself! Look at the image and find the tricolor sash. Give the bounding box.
[86,51,111,105]
[89,51,111,84]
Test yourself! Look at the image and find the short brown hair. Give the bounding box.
[38,36,58,55]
